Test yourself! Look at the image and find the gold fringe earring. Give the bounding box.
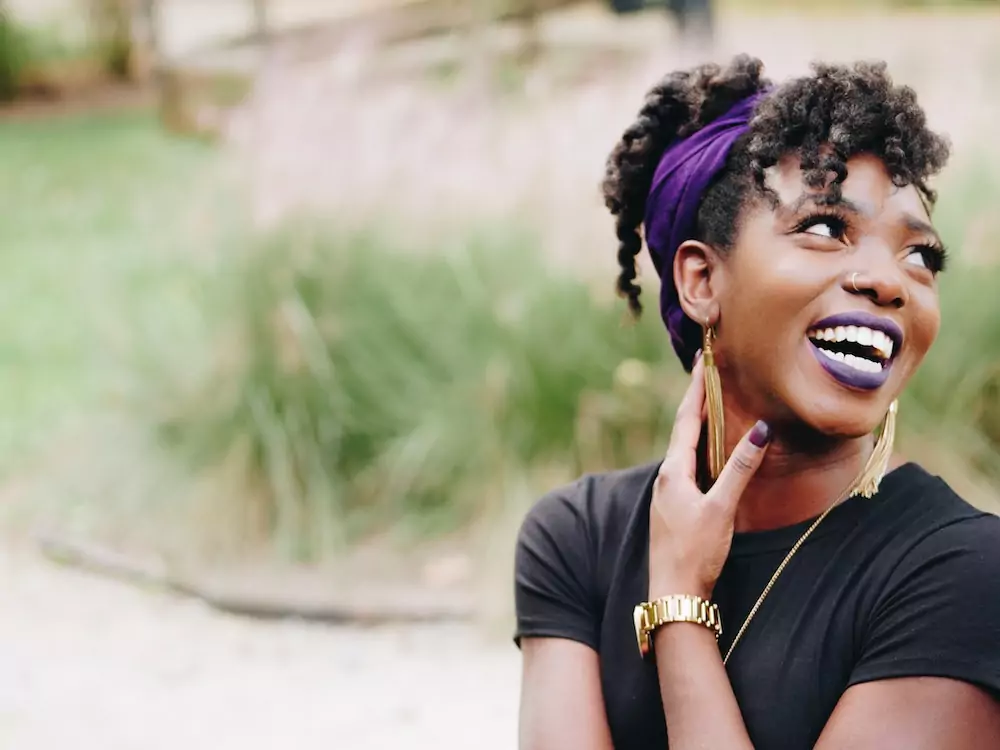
[850,400,898,499]
[703,325,726,481]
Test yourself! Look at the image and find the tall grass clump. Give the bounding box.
[149,161,1000,559]
[154,223,681,559]
[898,159,1000,487]
[902,263,1000,482]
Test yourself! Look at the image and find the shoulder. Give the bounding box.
[849,466,1000,695]
[898,491,1000,583]
[517,461,659,553]
[513,462,658,648]
[515,462,658,599]
[867,462,1000,625]
[879,463,1000,558]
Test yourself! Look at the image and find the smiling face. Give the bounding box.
[684,153,945,439]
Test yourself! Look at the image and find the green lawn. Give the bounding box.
[0,109,221,476]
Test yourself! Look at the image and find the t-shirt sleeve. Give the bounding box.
[849,513,1000,698]
[513,482,601,650]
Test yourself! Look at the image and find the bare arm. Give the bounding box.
[815,678,1000,749]
[517,629,755,750]
[652,624,753,749]
[519,638,614,750]
[651,628,1000,749]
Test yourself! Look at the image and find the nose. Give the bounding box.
[844,256,908,309]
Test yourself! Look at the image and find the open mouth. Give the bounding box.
[806,324,894,374]
[805,312,903,391]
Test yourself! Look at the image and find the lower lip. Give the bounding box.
[808,341,891,391]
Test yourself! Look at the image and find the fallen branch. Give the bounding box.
[36,533,475,625]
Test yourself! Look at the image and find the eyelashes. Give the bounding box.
[912,243,949,274]
[792,210,850,238]
[791,209,948,274]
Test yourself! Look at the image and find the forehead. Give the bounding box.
[765,152,931,221]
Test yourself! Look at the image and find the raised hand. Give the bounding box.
[648,356,772,601]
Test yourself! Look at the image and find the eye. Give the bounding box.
[795,214,848,241]
[904,249,928,269]
[904,244,948,274]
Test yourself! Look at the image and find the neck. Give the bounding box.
[708,397,874,534]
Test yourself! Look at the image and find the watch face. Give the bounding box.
[633,604,651,657]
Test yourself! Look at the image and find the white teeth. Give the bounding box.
[843,353,883,373]
[817,344,884,373]
[872,331,894,359]
[807,324,897,362]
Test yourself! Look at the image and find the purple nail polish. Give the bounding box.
[749,420,772,448]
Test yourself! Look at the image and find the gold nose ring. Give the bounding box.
[850,272,861,293]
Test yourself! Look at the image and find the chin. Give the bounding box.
[795,404,884,440]
[780,374,893,440]
[776,342,901,439]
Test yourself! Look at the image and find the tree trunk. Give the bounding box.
[88,0,162,82]
[510,0,542,65]
[132,0,161,81]
[252,0,269,43]
[89,0,132,78]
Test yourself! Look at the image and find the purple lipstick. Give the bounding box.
[806,311,903,391]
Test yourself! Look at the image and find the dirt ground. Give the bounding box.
[0,549,521,750]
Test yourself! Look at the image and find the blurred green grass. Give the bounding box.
[2,107,998,562]
[0,110,217,476]
[151,219,1000,560]
[149,223,682,559]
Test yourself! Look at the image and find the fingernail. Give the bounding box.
[694,349,703,364]
[749,420,772,448]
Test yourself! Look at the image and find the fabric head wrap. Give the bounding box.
[643,92,766,371]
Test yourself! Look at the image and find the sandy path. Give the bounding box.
[0,551,521,750]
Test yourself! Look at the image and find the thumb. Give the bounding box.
[709,420,772,506]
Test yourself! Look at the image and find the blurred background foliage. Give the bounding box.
[2,0,1000,568]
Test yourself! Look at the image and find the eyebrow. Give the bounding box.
[901,215,944,246]
[785,193,944,246]
[786,192,869,216]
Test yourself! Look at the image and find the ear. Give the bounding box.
[673,239,722,327]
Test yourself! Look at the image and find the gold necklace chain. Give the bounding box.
[718,401,896,665]
[721,486,853,666]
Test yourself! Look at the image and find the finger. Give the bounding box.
[708,420,772,507]
[663,354,706,477]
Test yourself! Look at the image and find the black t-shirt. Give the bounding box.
[514,462,1000,749]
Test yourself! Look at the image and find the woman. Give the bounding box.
[514,56,1000,749]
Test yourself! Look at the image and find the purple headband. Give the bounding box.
[643,92,766,371]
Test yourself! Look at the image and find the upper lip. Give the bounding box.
[808,311,904,358]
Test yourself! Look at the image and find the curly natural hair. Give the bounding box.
[602,54,951,317]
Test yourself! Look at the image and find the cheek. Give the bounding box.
[720,243,826,324]
[715,248,824,375]
[908,290,941,358]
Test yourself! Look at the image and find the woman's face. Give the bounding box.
[708,153,944,438]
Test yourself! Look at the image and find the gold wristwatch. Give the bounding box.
[633,595,722,657]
